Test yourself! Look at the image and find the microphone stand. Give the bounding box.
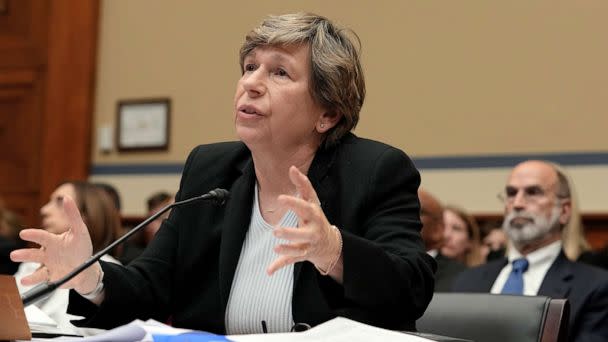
[21,188,229,307]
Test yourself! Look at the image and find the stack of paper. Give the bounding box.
[230,317,434,342]
[58,319,229,342]
[25,305,69,337]
[24,316,436,341]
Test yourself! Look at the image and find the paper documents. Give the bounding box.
[230,317,434,342]
[25,305,73,337]
[29,319,229,342]
[25,316,435,341]
[26,305,58,329]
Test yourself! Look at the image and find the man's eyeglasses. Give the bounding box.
[497,185,567,204]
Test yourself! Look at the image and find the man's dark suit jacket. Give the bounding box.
[68,133,436,333]
[579,247,608,271]
[434,253,466,292]
[452,251,608,341]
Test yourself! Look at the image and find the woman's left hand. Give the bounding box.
[267,166,342,279]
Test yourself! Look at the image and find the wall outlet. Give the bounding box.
[98,124,113,153]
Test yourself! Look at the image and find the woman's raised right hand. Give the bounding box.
[10,195,100,294]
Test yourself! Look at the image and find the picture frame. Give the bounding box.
[116,98,171,151]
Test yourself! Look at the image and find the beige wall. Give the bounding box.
[91,1,608,215]
[92,165,608,216]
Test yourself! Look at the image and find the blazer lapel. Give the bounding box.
[218,158,256,309]
[538,251,573,299]
[480,258,508,292]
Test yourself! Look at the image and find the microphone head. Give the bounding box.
[209,188,230,205]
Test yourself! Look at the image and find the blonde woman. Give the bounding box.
[441,206,484,267]
[549,163,591,260]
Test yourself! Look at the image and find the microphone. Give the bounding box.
[21,188,230,307]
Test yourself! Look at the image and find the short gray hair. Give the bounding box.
[239,13,365,147]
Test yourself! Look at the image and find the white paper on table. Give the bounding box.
[229,317,434,342]
[25,305,75,338]
[55,319,194,342]
[25,316,434,342]
[46,320,148,342]
[229,331,306,342]
[25,305,58,327]
[139,318,193,337]
[303,317,434,342]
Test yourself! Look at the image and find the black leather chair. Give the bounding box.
[416,293,569,342]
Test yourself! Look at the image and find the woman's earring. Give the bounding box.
[320,123,325,129]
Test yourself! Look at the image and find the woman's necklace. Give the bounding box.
[261,189,298,213]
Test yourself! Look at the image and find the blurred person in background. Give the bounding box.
[549,163,591,261]
[419,189,466,291]
[453,160,608,341]
[14,181,123,334]
[119,191,174,265]
[441,206,484,267]
[143,192,174,245]
[94,182,122,213]
[479,223,508,262]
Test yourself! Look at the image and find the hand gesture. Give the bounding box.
[267,166,342,281]
[11,195,100,293]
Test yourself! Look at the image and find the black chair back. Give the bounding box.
[416,293,569,342]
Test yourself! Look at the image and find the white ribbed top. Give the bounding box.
[224,183,298,334]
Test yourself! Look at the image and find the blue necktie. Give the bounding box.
[501,258,529,295]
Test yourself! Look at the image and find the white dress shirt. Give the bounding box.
[225,183,298,334]
[490,240,562,296]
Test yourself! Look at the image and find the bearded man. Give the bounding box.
[452,160,608,342]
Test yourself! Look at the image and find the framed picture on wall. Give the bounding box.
[116,98,171,151]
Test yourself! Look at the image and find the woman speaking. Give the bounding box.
[12,12,435,334]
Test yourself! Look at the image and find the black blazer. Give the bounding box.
[452,251,608,342]
[69,133,435,333]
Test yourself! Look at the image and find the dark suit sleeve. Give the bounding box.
[68,146,202,329]
[570,275,608,342]
[341,147,435,327]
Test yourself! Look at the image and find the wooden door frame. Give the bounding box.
[37,0,99,218]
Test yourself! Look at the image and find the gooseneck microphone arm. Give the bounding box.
[22,188,230,307]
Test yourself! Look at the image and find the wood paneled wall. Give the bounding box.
[0,0,98,226]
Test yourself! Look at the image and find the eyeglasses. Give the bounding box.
[497,185,568,205]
